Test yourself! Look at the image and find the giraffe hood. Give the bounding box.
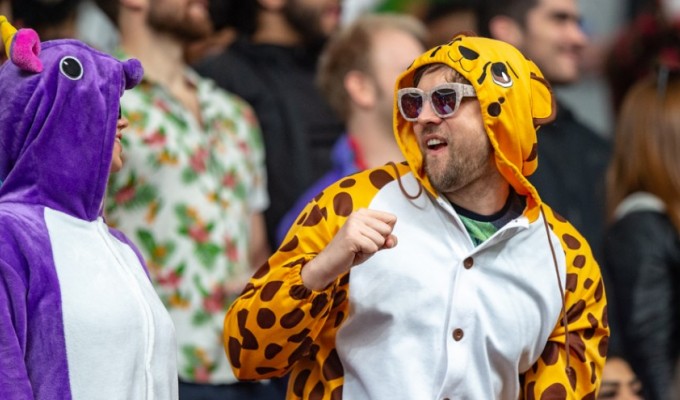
[394,33,555,221]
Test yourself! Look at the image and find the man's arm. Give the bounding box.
[224,203,396,380]
[521,216,609,398]
[0,259,34,399]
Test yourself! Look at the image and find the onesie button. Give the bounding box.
[452,328,464,341]
[463,257,474,269]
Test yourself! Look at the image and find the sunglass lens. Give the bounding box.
[400,92,423,120]
[432,88,458,117]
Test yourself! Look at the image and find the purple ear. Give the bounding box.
[11,29,42,73]
[122,58,143,89]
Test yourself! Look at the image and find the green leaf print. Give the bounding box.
[136,229,156,255]
[191,310,212,326]
[196,242,221,269]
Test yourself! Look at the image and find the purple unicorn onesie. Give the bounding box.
[0,17,178,399]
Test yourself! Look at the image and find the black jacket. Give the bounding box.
[195,36,344,246]
[529,102,611,262]
[603,210,680,400]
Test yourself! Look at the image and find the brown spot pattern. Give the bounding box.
[308,344,321,360]
[330,386,343,400]
[293,369,311,397]
[540,383,567,399]
[568,332,587,362]
[310,381,325,400]
[255,366,277,375]
[573,255,586,268]
[368,169,395,189]
[541,342,560,365]
[552,210,567,222]
[333,192,354,217]
[303,205,326,227]
[527,382,536,400]
[334,311,345,327]
[339,178,356,188]
[290,284,312,300]
[257,308,276,329]
[565,273,578,292]
[332,290,347,309]
[598,335,609,357]
[280,308,305,329]
[288,337,313,364]
[583,278,593,290]
[541,342,559,365]
[566,300,586,324]
[288,328,311,343]
[310,294,330,318]
[239,282,256,299]
[562,234,581,250]
[590,361,597,384]
[488,102,502,117]
[260,281,284,301]
[322,349,344,380]
[594,280,604,302]
[582,391,596,400]
[265,343,283,359]
[228,337,242,368]
[253,262,271,279]
[296,212,308,225]
[280,236,299,252]
[241,328,259,350]
[584,314,599,340]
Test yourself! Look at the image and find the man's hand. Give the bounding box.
[301,208,397,290]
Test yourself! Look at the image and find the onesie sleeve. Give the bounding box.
[520,213,609,399]
[0,259,34,399]
[223,196,348,380]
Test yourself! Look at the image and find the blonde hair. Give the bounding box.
[606,73,680,230]
[316,13,427,120]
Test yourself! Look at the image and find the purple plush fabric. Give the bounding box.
[0,37,144,399]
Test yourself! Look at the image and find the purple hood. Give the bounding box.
[0,38,143,220]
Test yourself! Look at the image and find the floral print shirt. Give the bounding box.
[106,69,268,384]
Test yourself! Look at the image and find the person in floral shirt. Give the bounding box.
[99,0,275,398]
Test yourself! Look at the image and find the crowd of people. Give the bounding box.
[0,0,678,399]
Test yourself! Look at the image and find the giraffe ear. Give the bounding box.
[529,71,555,127]
[1,16,43,73]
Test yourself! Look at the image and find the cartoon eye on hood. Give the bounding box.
[59,56,83,80]
[491,62,513,88]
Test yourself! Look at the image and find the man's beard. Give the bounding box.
[147,9,212,42]
[282,1,329,49]
[423,137,492,195]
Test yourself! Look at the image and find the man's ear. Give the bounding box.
[258,0,286,11]
[488,15,524,48]
[344,70,376,109]
[120,0,144,11]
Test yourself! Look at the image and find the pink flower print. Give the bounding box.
[193,365,211,383]
[221,171,236,188]
[224,237,239,262]
[143,130,166,146]
[238,140,250,155]
[114,184,136,205]
[157,269,181,289]
[188,224,210,243]
[203,286,227,314]
[189,148,208,172]
[153,98,172,114]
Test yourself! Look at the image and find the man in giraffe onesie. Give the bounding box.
[223,33,609,399]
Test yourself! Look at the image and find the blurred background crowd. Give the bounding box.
[1,0,679,399]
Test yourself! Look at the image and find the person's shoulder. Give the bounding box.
[314,162,413,205]
[194,40,258,84]
[540,202,594,254]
